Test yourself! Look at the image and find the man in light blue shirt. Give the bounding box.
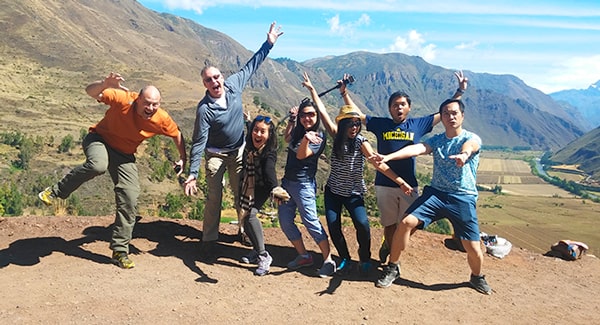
[372,98,491,295]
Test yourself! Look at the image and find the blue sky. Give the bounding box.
[138,0,600,94]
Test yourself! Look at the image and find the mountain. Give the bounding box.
[0,0,305,138]
[550,126,600,178]
[0,0,587,150]
[550,80,600,131]
[301,53,585,150]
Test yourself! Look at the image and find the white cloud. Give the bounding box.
[455,41,479,50]
[327,13,371,35]
[328,15,342,33]
[536,55,600,92]
[388,30,437,61]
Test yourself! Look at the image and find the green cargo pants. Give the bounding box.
[52,132,140,253]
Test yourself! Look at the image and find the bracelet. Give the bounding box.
[456,88,465,94]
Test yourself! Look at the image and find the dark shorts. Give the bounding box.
[405,186,480,241]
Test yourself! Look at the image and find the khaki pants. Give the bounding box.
[201,146,243,242]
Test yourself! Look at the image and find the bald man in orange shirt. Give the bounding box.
[39,72,187,269]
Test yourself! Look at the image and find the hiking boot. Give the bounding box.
[470,274,492,295]
[376,263,400,288]
[255,252,272,276]
[111,251,135,269]
[358,261,371,278]
[378,240,390,264]
[38,187,55,206]
[287,254,314,270]
[240,250,259,264]
[318,260,336,278]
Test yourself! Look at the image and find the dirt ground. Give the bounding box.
[1,215,599,324]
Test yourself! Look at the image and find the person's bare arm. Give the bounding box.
[85,72,129,100]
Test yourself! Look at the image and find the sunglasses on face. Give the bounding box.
[300,111,317,118]
[350,120,361,127]
[254,115,272,123]
[203,74,221,83]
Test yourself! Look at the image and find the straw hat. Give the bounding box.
[335,105,361,123]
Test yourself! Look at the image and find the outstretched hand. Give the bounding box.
[103,72,129,91]
[266,21,284,45]
[304,131,323,144]
[455,70,468,91]
[368,152,388,164]
[301,72,314,91]
[448,152,469,167]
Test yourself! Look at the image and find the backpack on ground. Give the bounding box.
[548,240,589,261]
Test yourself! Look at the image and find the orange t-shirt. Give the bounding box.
[89,89,179,154]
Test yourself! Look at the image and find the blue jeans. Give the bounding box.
[278,178,328,244]
[324,186,371,263]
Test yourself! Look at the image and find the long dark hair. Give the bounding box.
[291,98,321,146]
[245,116,278,154]
[333,118,360,159]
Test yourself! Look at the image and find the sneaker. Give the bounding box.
[255,252,272,276]
[376,263,400,288]
[240,250,259,264]
[470,274,492,295]
[378,240,390,264]
[318,260,336,278]
[111,251,135,269]
[336,258,350,275]
[38,187,55,206]
[359,261,371,278]
[287,254,314,270]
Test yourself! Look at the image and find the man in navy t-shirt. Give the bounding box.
[338,71,468,264]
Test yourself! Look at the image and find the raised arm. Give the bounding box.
[452,70,468,100]
[339,74,367,124]
[302,72,337,137]
[266,21,284,46]
[433,70,468,126]
[85,72,129,100]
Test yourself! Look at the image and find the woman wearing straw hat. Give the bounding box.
[301,72,412,277]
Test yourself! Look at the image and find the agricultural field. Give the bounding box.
[478,192,599,257]
[475,156,599,257]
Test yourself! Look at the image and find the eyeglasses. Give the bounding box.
[203,74,221,83]
[300,111,317,118]
[254,115,272,123]
[350,120,361,128]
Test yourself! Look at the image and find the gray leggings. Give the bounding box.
[243,208,266,254]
